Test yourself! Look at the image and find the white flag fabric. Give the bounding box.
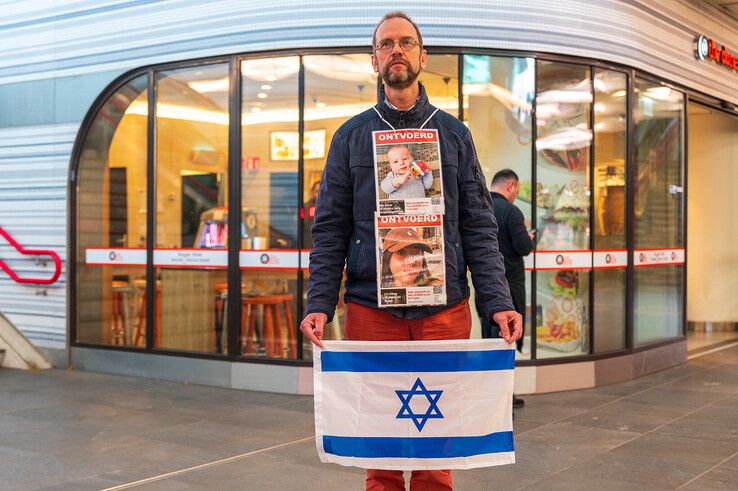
[313,339,515,470]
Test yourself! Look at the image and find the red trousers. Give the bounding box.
[345,299,472,491]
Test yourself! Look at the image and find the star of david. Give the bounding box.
[395,377,444,431]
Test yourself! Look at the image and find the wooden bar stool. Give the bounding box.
[110,281,132,346]
[132,283,161,347]
[241,294,296,359]
[213,282,230,354]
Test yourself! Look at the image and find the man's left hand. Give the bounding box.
[492,310,523,344]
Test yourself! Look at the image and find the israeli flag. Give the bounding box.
[313,339,515,470]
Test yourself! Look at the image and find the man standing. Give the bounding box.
[300,11,522,491]
[477,169,534,408]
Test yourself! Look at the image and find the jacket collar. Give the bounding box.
[375,82,433,129]
[490,191,508,201]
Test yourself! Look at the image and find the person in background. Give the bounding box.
[477,168,534,408]
[303,179,320,248]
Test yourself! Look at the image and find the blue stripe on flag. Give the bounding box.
[323,431,514,458]
[320,349,514,372]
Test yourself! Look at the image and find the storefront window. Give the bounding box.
[535,62,592,359]
[74,48,692,368]
[463,55,534,358]
[240,56,300,359]
[155,64,230,354]
[421,54,459,118]
[299,54,377,357]
[593,69,627,352]
[76,75,148,346]
[634,79,685,344]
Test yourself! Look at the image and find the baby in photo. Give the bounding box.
[380,145,433,199]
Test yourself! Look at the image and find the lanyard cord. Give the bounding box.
[373,106,439,131]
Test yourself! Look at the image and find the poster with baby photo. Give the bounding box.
[372,129,444,216]
[375,213,447,308]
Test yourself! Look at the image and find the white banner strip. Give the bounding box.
[634,248,685,267]
[535,251,592,270]
[87,248,683,270]
[154,249,228,268]
[593,250,628,269]
[85,248,146,266]
[85,248,300,269]
[239,250,301,269]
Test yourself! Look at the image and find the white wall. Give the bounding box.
[687,104,738,322]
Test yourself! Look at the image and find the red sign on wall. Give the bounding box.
[243,155,261,171]
[696,35,738,72]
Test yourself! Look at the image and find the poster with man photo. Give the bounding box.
[375,213,446,307]
[372,129,444,216]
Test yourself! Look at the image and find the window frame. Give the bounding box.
[69,46,692,367]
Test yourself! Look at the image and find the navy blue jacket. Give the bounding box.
[306,83,514,322]
[490,192,534,284]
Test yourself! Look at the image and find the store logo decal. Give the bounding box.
[696,35,709,61]
[695,34,738,72]
[259,253,280,265]
[555,254,573,267]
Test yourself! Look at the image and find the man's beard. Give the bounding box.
[381,57,420,89]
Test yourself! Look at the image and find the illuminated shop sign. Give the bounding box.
[695,35,738,71]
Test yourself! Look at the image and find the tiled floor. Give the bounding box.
[2,345,738,490]
[687,329,738,352]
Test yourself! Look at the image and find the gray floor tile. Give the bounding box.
[562,400,682,434]
[657,404,738,443]
[526,453,709,490]
[723,452,738,469]
[680,464,738,490]
[608,433,738,467]
[2,346,738,490]
[520,421,640,450]
[623,386,728,409]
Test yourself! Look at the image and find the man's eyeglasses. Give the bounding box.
[375,37,421,54]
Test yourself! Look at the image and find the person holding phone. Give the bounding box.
[477,169,534,408]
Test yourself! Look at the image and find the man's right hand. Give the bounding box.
[300,313,328,349]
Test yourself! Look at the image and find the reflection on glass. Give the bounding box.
[241,57,301,359]
[298,54,377,350]
[304,54,376,249]
[593,69,626,352]
[634,80,684,248]
[242,56,300,250]
[463,55,534,359]
[420,55,459,118]
[76,75,148,347]
[155,63,230,354]
[535,61,592,359]
[634,79,685,344]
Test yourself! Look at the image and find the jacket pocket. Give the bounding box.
[444,222,466,285]
[440,154,459,223]
[346,234,373,280]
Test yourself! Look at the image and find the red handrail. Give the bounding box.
[0,226,61,285]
